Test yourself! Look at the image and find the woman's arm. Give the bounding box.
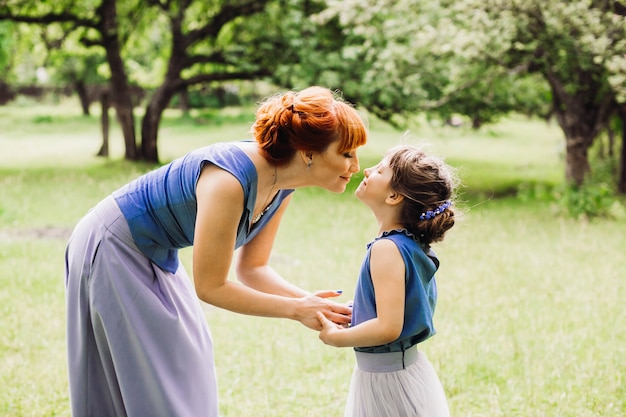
[234,194,308,297]
[317,238,406,347]
[235,194,351,326]
[192,164,350,330]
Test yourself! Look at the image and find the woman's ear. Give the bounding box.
[299,150,313,167]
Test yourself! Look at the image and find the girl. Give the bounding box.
[65,86,367,417]
[317,145,457,417]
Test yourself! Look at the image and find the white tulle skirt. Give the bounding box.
[344,347,450,417]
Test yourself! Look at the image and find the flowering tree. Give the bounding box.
[320,0,626,186]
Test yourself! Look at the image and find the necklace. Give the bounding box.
[252,165,278,224]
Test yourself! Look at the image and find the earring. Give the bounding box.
[307,159,312,169]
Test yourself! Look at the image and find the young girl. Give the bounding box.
[317,145,457,417]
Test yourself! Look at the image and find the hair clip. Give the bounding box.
[419,200,452,220]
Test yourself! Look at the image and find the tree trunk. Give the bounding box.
[546,74,612,186]
[75,80,90,116]
[141,82,178,163]
[553,113,597,186]
[618,105,626,194]
[607,124,614,159]
[97,90,110,157]
[179,87,190,116]
[140,25,187,164]
[564,137,591,185]
[552,103,595,186]
[100,0,138,161]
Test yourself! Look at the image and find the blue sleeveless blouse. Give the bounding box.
[112,141,294,273]
[352,229,440,353]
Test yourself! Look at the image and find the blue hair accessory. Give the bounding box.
[419,200,452,220]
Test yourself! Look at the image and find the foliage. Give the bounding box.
[553,181,624,220]
[316,0,554,127]
[0,21,13,79]
[517,139,625,220]
[317,0,626,187]
[5,24,49,85]
[1,0,624,187]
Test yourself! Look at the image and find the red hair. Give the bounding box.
[251,86,367,165]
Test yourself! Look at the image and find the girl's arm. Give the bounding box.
[317,238,406,347]
[192,164,350,330]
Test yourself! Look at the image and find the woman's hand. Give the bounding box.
[294,291,351,330]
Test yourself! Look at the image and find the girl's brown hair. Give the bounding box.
[386,145,459,246]
[251,86,367,165]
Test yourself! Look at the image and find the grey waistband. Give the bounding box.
[354,346,418,372]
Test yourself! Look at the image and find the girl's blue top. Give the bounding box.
[352,229,440,353]
[112,141,294,273]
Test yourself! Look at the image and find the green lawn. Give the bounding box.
[0,102,624,416]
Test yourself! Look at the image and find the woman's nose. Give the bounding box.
[351,155,360,173]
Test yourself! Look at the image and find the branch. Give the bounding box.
[144,0,169,11]
[0,10,96,28]
[80,35,104,48]
[185,0,268,47]
[40,27,70,50]
[179,69,271,88]
[614,0,626,15]
[185,51,228,67]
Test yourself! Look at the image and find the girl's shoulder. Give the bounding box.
[369,228,440,269]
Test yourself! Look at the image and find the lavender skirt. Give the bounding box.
[345,347,450,417]
[64,196,218,417]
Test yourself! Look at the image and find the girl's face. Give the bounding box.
[310,140,361,193]
[355,157,394,205]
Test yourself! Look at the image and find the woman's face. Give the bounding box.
[310,140,361,193]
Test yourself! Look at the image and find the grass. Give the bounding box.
[1,100,625,416]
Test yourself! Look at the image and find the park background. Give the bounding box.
[1,1,626,416]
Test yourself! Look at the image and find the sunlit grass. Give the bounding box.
[1,102,624,416]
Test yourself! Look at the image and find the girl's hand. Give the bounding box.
[316,311,344,347]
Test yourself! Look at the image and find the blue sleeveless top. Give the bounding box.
[112,141,294,273]
[352,229,440,353]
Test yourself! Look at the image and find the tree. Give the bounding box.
[40,26,108,116]
[0,0,141,160]
[1,0,337,163]
[137,0,271,162]
[465,0,625,186]
[315,0,550,129]
[320,0,626,187]
[137,0,346,162]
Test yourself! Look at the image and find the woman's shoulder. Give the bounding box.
[190,141,252,161]
[189,141,256,179]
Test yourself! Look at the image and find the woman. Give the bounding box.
[64,86,368,416]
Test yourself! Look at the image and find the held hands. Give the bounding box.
[295,290,351,331]
[316,311,344,347]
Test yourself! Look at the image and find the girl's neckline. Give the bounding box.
[378,228,416,240]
